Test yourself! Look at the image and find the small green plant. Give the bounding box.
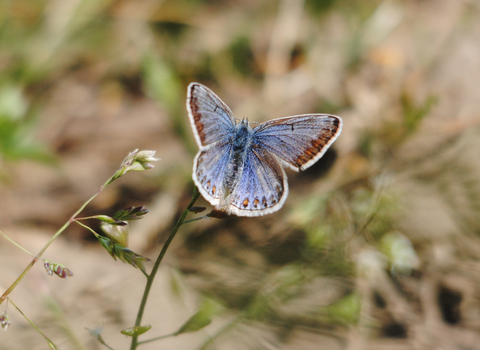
[0,148,224,349]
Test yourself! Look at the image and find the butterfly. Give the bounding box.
[187,82,342,217]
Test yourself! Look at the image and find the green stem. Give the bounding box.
[0,230,35,257]
[10,298,60,349]
[75,216,103,221]
[75,221,102,237]
[137,332,176,345]
[197,315,242,350]
[0,178,113,305]
[183,215,209,224]
[130,187,200,350]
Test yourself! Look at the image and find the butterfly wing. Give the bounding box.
[187,82,236,148]
[252,114,342,171]
[193,140,233,206]
[188,83,238,206]
[227,145,287,216]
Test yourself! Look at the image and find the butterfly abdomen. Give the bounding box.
[223,121,253,192]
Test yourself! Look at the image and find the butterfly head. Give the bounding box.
[237,118,256,133]
[235,118,249,126]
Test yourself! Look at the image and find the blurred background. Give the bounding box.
[1,0,480,349]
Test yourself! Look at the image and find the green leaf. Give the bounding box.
[175,311,212,335]
[174,298,223,335]
[97,235,150,272]
[97,235,116,258]
[121,324,152,337]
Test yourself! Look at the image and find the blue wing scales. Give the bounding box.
[193,140,233,206]
[253,115,342,171]
[228,145,287,216]
[187,83,236,148]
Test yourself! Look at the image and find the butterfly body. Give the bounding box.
[187,83,342,217]
[224,120,252,192]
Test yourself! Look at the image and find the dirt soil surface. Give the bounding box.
[2,1,480,349]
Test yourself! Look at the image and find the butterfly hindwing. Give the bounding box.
[228,145,287,216]
[187,83,236,148]
[252,115,342,171]
[193,140,233,206]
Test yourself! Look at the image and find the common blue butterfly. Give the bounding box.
[187,83,342,217]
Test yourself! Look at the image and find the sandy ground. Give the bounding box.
[2,0,480,349]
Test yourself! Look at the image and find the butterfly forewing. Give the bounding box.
[187,83,236,148]
[229,145,287,216]
[252,115,342,171]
